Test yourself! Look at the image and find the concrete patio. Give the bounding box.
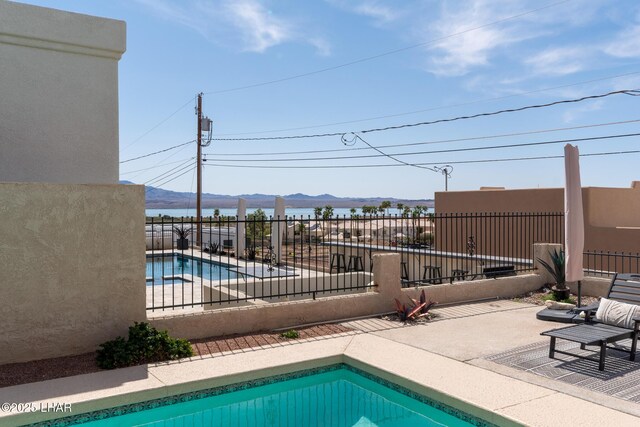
[2,300,639,426]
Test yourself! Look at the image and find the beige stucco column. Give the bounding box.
[533,243,563,286]
[0,1,126,184]
[372,252,402,301]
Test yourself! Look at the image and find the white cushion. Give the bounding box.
[595,298,640,329]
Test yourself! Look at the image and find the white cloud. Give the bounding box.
[134,0,203,35]
[134,0,329,55]
[423,0,534,76]
[308,37,332,57]
[353,3,400,23]
[325,0,401,25]
[562,100,604,123]
[223,0,291,53]
[524,46,590,77]
[602,25,640,58]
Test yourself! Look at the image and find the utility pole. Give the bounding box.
[443,167,449,191]
[434,165,453,192]
[196,93,203,247]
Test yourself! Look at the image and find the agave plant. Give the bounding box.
[172,225,193,239]
[244,245,257,260]
[394,290,437,322]
[537,249,566,290]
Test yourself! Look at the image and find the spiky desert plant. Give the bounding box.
[537,249,566,289]
[394,290,437,322]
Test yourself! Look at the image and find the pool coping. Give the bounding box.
[1,333,639,427]
[20,364,500,427]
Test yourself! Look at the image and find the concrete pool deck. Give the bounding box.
[1,301,639,426]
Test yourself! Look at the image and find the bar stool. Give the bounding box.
[330,253,346,273]
[450,269,469,283]
[347,255,364,272]
[401,262,410,282]
[422,265,443,284]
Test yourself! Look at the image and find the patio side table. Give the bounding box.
[541,323,637,371]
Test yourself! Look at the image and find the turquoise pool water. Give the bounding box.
[60,366,489,427]
[146,254,237,286]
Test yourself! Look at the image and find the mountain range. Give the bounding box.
[120,181,434,209]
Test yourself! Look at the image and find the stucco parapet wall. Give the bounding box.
[0,1,126,59]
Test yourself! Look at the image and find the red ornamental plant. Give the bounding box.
[394,290,437,322]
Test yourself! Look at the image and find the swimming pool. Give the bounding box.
[41,365,496,427]
[146,254,237,286]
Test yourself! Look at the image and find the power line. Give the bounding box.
[341,133,437,172]
[203,0,572,95]
[213,70,640,137]
[211,89,640,141]
[126,144,193,182]
[120,157,195,175]
[120,96,195,152]
[120,140,195,164]
[145,159,195,186]
[153,166,197,188]
[145,160,195,186]
[203,149,640,169]
[204,132,640,163]
[205,119,640,157]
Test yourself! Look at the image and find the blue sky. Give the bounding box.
[19,0,640,199]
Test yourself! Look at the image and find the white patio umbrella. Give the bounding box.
[270,196,285,264]
[565,144,585,306]
[236,198,246,258]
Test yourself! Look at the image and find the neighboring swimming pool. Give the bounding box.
[39,365,496,427]
[146,254,237,286]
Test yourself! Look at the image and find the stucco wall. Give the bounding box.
[0,182,146,364]
[586,187,640,228]
[437,188,564,214]
[436,185,640,256]
[0,1,126,184]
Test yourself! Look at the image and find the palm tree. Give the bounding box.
[322,205,334,219]
[396,203,404,215]
[379,200,392,215]
[362,205,375,215]
[314,207,322,218]
[350,208,357,218]
[297,222,306,243]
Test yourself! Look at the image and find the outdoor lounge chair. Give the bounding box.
[540,273,640,370]
[536,273,640,323]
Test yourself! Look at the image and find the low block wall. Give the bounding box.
[329,244,533,283]
[568,276,611,298]
[203,272,374,307]
[0,182,146,364]
[150,251,547,340]
[401,274,545,305]
[151,253,400,340]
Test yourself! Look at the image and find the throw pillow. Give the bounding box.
[595,298,640,329]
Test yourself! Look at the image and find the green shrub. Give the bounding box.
[280,330,300,339]
[542,293,576,305]
[97,322,193,370]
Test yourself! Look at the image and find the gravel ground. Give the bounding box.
[510,286,599,307]
[0,323,351,388]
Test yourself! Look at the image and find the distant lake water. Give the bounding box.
[146,207,433,218]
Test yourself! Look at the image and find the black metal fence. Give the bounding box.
[583,251,640,277]
[145,212,564,311]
